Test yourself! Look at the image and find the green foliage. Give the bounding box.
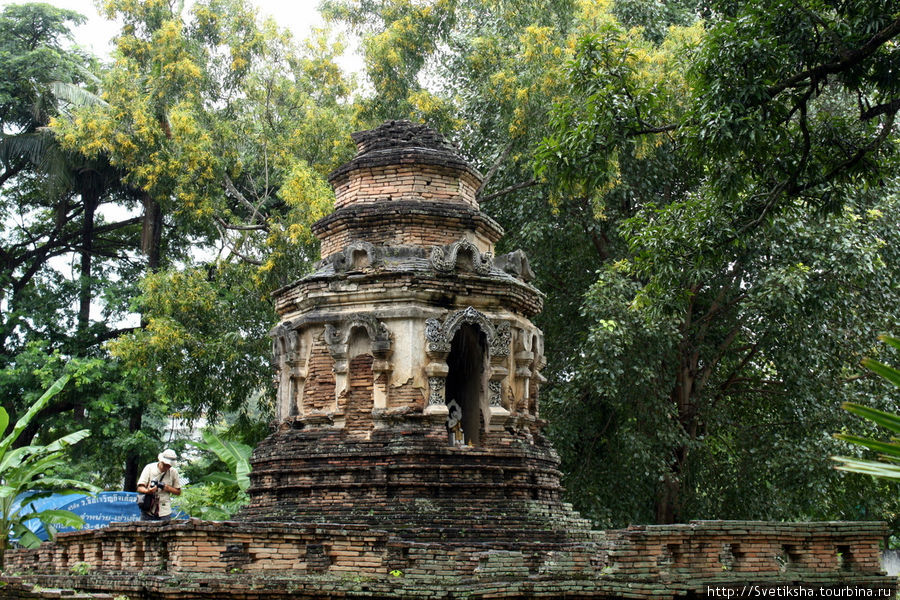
[536,0,900,526]
[193,429,252,493]
[0,3,88,132]
[833,336,900,479]
[175,481,249,521]
[54,0,357,431]
[174,429,252,520]
[0,374,100,566]
[0,344,170,489]
[321,0,458,124]
[110,263,274,423]
[0,3,153,493]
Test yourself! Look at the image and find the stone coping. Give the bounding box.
[3,519,894,599]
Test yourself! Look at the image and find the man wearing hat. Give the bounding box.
[136,449,183,521]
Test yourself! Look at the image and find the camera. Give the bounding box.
[151,479,163,491]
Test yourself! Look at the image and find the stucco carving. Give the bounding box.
[425,307,510,358]
[491,321,511,358]
[428,376,445,405]
[271,323,302,363]
[425,318,450,354]
[327,241,376,273]
[430,240,493,275]
[319,242,428,274]
[488,381,502,407]
[325,314,392,358]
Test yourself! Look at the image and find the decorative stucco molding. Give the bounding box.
[428,376,445,406]
[325,314,392,358]
[488,380,502,407]
[425,306,510,357]
[326,240,376,273]
[430,240,493,275]
[271,323,302,363]
[494,249,535,282]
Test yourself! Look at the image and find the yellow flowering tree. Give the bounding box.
[51,0,357,483]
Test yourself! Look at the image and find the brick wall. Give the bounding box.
[333,164,481,209]
[342,353,374,437]
[4,520,893,599]
[298,330,335,414]
[387,376,426,410]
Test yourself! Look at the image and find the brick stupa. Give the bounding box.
[239,120,588,539]
[1,122,894,600]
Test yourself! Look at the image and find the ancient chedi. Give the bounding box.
[2,121,895,600]
[239,120,591,539]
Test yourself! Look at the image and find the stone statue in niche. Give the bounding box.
[446,398,465,446]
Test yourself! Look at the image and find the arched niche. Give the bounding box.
[325,315,393,417]
[445,324,488,446]
[270,323,309,422]
[424,307,511,438]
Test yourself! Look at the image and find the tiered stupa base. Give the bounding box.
[237,415,596,543]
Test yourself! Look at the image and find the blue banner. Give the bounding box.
[18,492,187,540]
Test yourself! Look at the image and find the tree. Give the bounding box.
[0,4,150,478]
[51,0,358,484]
[0,374,100,566]
[536,0,900,524]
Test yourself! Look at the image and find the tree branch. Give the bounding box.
[476,140,514,197]
[765,16,900,100]
[214,221,263,266]
[627,123,679,136]
[214,216,269,232]
[861,97,900,121]
[224,174,266,225]
[478,178,539,203]
[796,111,895,194]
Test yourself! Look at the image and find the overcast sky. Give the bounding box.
[0,0,342,62]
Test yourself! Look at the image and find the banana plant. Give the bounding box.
[174,429,252,521]
[193,429,252,493]
[0,374,100,566]
[832,335,900,479]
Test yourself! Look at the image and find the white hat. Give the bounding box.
[158,449,178,465]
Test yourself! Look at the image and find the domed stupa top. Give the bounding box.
[350,119,459,155]
[312,121,502,259]
[326,120,483,211]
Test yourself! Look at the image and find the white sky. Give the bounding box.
[0,0,350,65]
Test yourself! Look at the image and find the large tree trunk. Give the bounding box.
[77,176,100,353]
[123,407,143,491]
[123,192,164,491]
[656,338,700,524]
[141,192,162,271]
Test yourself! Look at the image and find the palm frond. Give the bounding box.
[50,81,108,112]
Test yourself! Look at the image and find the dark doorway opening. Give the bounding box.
[445,324,487,446]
